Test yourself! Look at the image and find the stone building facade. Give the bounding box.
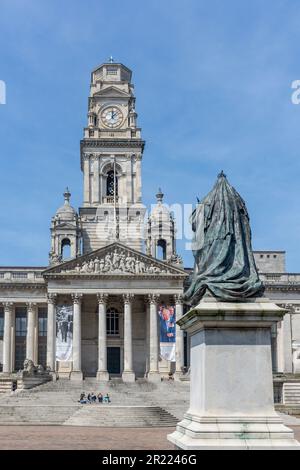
[0,61,299,382]
[0,61,186,382]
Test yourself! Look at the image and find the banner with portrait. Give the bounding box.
[158,305,176,362]
[56,305,73,362]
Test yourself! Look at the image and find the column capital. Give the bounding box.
[47,293,57,305]
[147,294,160,305]
[174,294,184,305]
[97,293,109,305]
[26,302,38,311]
[123,293,134,305]
[3,302,14,312]
[72,293,83,304]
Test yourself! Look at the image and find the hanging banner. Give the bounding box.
[158,305,176,362]
[56,305,73,361]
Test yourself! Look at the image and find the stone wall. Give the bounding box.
[254,251,286,273]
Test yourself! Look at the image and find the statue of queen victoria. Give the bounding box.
[184,171,264,305]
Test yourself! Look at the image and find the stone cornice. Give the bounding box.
[43,273,186,281]
[264,283,300,292]
[81,139,145,151]
[0,283,46,290]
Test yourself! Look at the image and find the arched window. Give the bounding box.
[61,238,71,260]
[106,170,118,197]
[157,239,167,260]
[107,308,119,335]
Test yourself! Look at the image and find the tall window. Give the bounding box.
[15,307,27,337]
[61,238,71,260]
[107,308,119,336]
[38,307,47,367]
[106,170,118,197]
[157,239,167,260]
[15,307,27,371]
[0,307,3,339]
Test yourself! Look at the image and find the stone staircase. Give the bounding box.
[64,406,178,427]
[0,405,79,425]
[283,382,300,406]
[0,378,189,427]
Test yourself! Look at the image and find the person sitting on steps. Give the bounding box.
[79,392,87,404]
[97,392,103,404]
[104,393,111,404]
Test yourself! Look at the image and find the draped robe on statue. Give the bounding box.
[184,172,264,305]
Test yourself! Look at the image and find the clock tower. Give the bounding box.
[80,60,146,253]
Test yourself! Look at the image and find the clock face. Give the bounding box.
[101,106,123,128]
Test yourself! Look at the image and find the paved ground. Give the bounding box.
[0,425,299,450]
[0,426,174,450]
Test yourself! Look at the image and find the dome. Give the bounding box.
[56,188,77,220]
[150,188,173,221]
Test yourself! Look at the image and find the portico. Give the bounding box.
[42,241,187,381]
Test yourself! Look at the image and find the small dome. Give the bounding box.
[56,188,77,220]
[150,188,173,220]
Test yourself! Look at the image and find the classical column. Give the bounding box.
[281,304,293,373]
[145,300,150,376]
[26,303,37,363]
[92,155,100,204]
[33,307,39,365]
[174,294,184,379]
[71,293,83,380]
[148,294,160,382]
[126,154,133,204]
[47,294,57,373]
[96,294,109,381]
[276,319,284,373]
[135,154,142,203]
[2,302,14,374]
[83,154,90,205]
[122,294,135,382]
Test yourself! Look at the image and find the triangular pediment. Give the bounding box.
[44,242,187,277]
[94,86,130,98]
[54,222,77,230]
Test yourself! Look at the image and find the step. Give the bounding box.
[64,406,178,428]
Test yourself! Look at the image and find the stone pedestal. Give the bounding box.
[168,297,300,450]
[70,370,83,381]
[122,371,136,383]
[96,371,110,382]
[147,372,161,383]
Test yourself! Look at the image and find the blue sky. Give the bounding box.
[0,0,300,270]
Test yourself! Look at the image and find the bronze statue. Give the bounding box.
[184,171,264,305]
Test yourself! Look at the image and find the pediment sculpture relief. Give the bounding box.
[59,247,169,275]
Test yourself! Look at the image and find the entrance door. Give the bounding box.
[107,347,121,375]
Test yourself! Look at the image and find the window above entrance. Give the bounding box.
[107,308,119,336]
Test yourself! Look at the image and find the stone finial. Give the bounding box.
[218,170,227,179]
[156,188,164,203]
[63,187,71,205]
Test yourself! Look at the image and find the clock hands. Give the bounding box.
[107,110,117,121]
[102,107,122,127]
